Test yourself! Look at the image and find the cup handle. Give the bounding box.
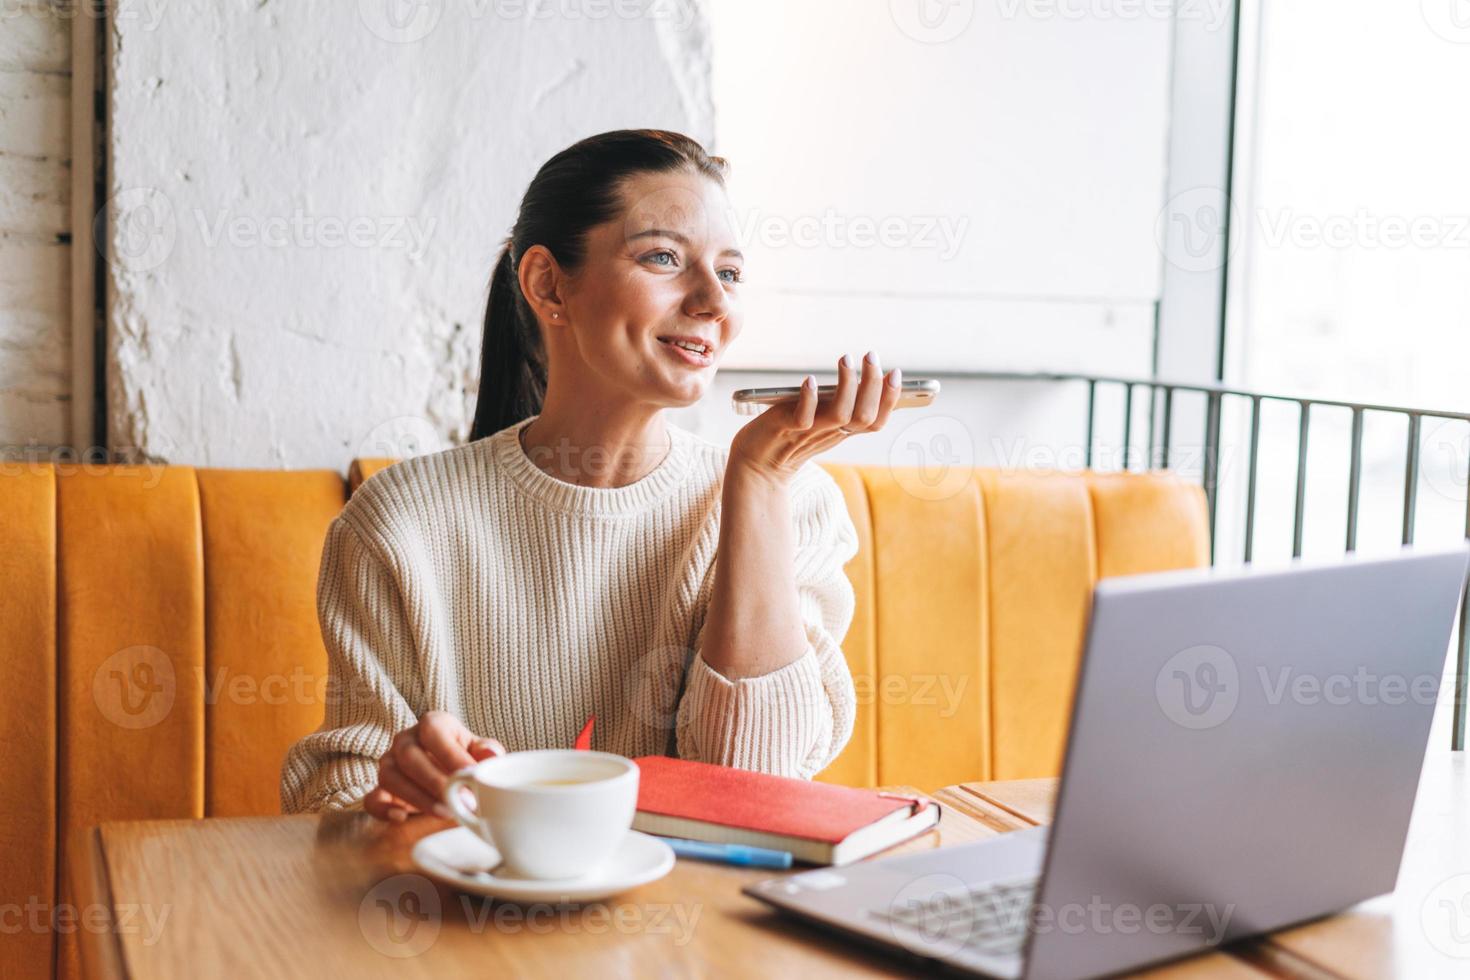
[443,768,491,841]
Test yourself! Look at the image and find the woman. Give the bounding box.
[281,130,903,821]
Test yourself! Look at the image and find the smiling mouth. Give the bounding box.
[656,336,717,369]
[656,335,715,356]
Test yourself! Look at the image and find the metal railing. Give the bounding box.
[959,370,1470,752]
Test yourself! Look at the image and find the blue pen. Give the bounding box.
[653,835,794,869]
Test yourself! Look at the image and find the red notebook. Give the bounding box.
[630,755,941,866]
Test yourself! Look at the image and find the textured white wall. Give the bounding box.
[0,3,71,449]
[105,0,713,469]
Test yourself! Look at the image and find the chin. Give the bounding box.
[666,386,708,408]
[656,376,711,409]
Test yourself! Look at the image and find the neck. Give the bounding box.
[518,395,671,489]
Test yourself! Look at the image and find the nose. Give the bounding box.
[682,264,733,323]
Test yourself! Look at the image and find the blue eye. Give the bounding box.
[645,248,742,284]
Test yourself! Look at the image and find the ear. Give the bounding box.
[517,244,569,325]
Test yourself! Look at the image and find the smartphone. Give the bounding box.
[731,378,940,416]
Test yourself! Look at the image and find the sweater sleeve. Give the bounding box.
[280,515,422,814]
[674,465,860,780]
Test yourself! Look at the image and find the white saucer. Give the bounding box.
[411,827,675,903]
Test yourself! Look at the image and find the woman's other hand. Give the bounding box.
[729,351,901,486]
[364,710,506,822]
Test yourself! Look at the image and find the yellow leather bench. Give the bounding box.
[1,458,1207,979]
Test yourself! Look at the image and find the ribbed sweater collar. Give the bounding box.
[489,414,696,517]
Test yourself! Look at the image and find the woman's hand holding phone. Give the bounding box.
[728,351,902,487]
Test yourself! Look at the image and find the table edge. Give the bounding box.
[70,824,129,980]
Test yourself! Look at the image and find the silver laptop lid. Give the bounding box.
[1024,544,1470,980]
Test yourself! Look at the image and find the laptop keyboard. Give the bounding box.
[872,875,1039,957]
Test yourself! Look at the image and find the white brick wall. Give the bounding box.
[0,2,71,449]
[106,2,714,469]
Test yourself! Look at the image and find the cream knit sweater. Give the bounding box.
[280,413,860,814]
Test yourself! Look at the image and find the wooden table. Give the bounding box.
[74,749,1469,979]
[75,787,1264,979]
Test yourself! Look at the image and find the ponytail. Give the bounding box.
[469,129,729,441]
[469,242,546,441]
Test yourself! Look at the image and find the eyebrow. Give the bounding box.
[628,228,744,261]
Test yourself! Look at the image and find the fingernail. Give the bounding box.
[433,803,452,820]
[888,367,902,389]
[840,354,853,370]
[865,350,877,365]
[804,374,816,389]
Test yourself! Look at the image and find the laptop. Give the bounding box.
[744,544,1470,979]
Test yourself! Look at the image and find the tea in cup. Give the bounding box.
[442,749,638,880]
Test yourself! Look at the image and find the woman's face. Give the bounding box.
[545,169,744,410]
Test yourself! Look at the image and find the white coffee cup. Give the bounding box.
[442,749,639,880]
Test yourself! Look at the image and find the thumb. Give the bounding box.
[468,736,507,761]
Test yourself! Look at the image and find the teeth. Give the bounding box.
[669,339,709,355]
